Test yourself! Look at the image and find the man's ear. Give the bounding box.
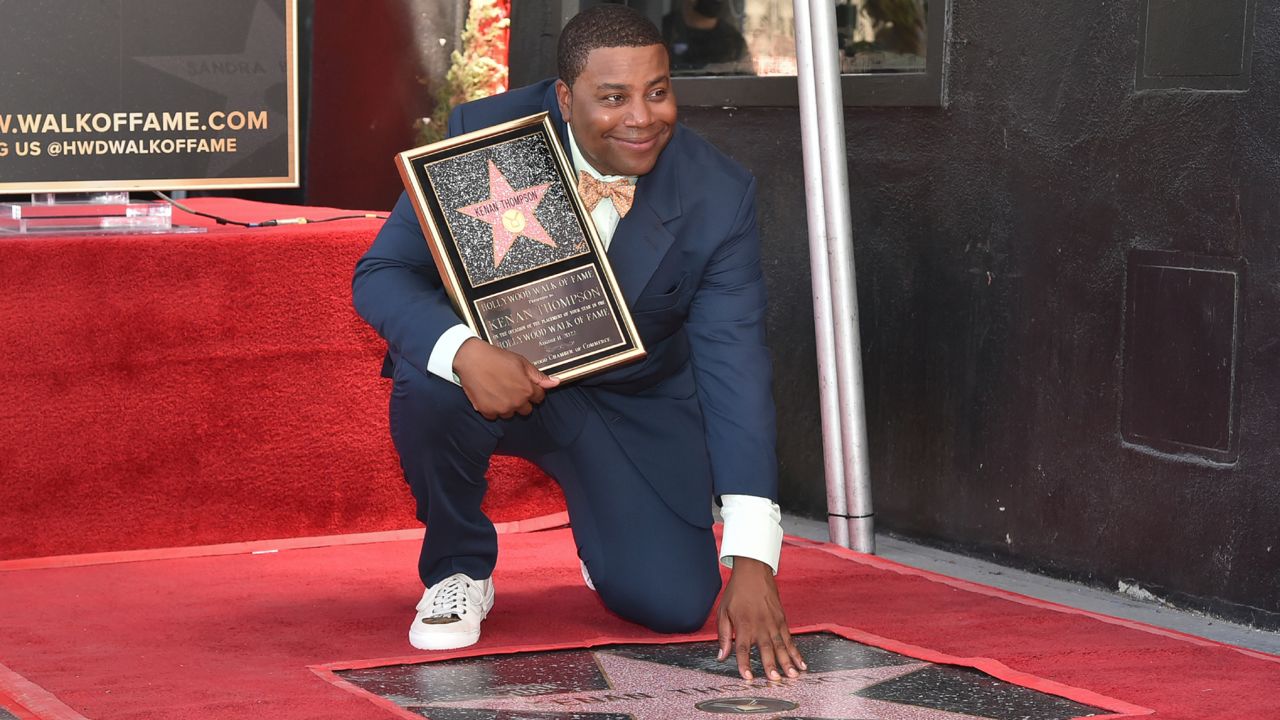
[554,79,573,124]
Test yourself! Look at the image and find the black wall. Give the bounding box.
[515,3,1280,627]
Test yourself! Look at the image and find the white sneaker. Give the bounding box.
[408,573,494,650]
[580,559,595,592]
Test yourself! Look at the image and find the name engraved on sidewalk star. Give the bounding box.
[335,632,1116,720]
[544,693,658,706]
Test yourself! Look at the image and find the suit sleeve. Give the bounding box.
[685,176,779,502]
[351,105,470,377]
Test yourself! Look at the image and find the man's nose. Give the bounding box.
[624,99,652,127]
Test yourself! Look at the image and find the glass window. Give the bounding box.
[571,0,945,106]
[649,0,928,78]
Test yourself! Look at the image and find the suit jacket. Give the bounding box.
[352,79,777,527]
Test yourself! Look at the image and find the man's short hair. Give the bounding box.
[557,4,665,87]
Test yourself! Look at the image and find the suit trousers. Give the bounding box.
[388,358,723,634]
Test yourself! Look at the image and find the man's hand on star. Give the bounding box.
[454,338,559,420]
[716,556,807,681]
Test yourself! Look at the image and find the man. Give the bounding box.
[662,0,750,73]
[352,5,804,682]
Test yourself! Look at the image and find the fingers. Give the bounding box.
[716,609,733,662]
[750,622,794,680]
[782,628,807,673]
[771,631,800,679]
[525,363,559,390]
[718,612,805,682]
[500,401,533,419]
[474,368,551,420]
[743,627,804,681]
[717,605,758,680]
[492,392,538,419]
[735,635,753,681]
[757,635,782,681]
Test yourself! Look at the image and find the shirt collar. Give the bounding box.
[567,123,637,185]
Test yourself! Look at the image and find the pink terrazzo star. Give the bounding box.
[455,159,555,268]
[427,652,992,720]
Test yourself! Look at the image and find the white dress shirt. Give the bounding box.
[425,127,784,574]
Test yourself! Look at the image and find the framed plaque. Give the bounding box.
[396,112,645,382]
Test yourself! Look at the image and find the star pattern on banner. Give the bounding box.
[455,159,555,268]
[133,0,287,176]
[422,651,993,720]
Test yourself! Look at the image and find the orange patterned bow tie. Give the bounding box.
[577,171,635,218]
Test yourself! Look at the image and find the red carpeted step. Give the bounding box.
[0,199,566,561]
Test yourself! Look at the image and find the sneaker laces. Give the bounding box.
[428,575,471,619]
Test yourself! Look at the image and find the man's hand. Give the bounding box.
[453,338,559,420]
[716,557,806,681]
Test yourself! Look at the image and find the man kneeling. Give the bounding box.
[352,4,805,682]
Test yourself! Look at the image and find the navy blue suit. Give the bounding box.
[353,79,777,632]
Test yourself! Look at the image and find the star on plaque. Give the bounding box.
[455,160,556,268]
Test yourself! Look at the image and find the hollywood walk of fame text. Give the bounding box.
[474,265,623,369]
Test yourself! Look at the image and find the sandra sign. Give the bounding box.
[0,0,298,193]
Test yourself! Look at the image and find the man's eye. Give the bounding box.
[649,89,668,100]
[602,94,624,104]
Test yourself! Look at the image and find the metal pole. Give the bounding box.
[792,0,848,549]
[808,0,875,553]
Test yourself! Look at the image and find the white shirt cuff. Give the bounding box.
[427,324,479,385]
[718,494,783,575]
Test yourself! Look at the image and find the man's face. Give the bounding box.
[556,44,676,177]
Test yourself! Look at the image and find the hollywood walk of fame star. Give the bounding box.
[133,0,287,176]
[419,651,999,720]
[455,160,556,268]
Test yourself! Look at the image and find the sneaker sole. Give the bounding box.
[409,625,482,650]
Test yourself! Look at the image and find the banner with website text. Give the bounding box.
[0,0,297,193]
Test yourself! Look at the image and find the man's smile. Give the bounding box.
[609,133,663,152]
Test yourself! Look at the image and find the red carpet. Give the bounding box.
[0,199,565,561]
[1,529,1276,720]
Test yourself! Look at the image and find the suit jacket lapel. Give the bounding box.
[608,131,684,306]
[608,197,675,307]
